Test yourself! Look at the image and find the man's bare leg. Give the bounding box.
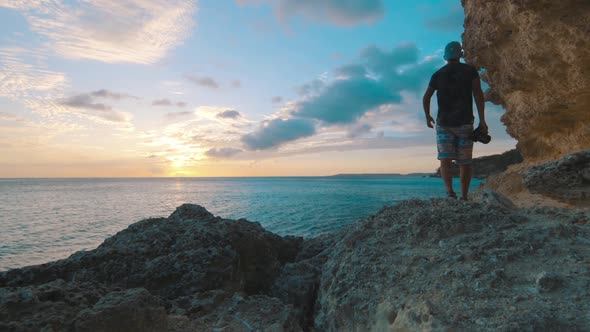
[459,164,472,200]
[440,158,454,196]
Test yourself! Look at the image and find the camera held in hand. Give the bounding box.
[471,126,491,144]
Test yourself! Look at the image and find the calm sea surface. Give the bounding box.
[0,176,483,270]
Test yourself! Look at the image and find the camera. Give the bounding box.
[471,126,491,144]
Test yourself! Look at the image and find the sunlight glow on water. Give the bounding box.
[0,176,483,270]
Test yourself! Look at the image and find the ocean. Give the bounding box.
[0,176,483,271]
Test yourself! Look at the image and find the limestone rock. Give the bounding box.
[462,0,590,163]
[314,199,590,331]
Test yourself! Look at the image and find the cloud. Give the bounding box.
[185,75,220,89]
[272,96,283,104]
[292,43,440,124]
[0,47,66,100]
[347,123,372,138]
[0,0,196,64]
[236,0,385,26]
[241,118,316,150]
[164,111,194,121]
[231,80,241,88]
[91,89,136,100]
[205,147,242,159]
[58,91,133,123]
[240,43,443,150]
[153,98,187,108]
[294,77,402,124]
[424,6,464,31]
[216,110,241,119]
[61,94,111,111]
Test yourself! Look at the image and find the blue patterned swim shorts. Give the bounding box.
[436,124,474,164]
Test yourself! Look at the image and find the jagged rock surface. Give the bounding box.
[314,199,590,331]
[0,204,306,331]
[462,0,590,163]
[462,0,590,206]
[2,201,589,331]
[433,148,523,179]
[522,149,590,205]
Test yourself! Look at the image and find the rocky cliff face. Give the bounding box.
[462,0,590,162]
[2,203,589,331]
[461,0,590,206]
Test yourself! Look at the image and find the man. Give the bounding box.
[422,41,487,200]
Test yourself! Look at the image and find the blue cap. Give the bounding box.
[444,41,462,60]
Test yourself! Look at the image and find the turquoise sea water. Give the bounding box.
[0,176,483,270]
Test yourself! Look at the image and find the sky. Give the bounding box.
[0,0,516,177]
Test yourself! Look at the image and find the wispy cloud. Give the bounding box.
[236,0,385,26]
[184,75,220,89]
[164,111,194,121]
[61,94,111,111]
[272,96,283,104]
[58,90,133,123]
[152,98,187,108]
[0,0,197,64]
[91,89,137,100]
[216,110,241,119]
[205,147,242,159]
[0,47,66,100]
[346,123,372,138]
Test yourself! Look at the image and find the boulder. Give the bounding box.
[0,204,305,331]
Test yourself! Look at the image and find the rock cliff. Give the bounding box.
[1,202,589,331]
[461,0,590,207]
[462,0,590,163]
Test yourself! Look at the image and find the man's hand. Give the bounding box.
[426,115,435,128]
[480,121,488,134]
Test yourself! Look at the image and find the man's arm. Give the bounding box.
[472,77,487,134]
[422,86,436,128]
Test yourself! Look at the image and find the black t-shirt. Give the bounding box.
[428,63,479,127]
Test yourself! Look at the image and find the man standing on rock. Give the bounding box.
[422,41,487,200]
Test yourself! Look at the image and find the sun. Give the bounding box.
[172,159,185,168]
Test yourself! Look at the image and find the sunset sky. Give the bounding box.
[0,0,516,177]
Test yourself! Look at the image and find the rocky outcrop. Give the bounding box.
[0,204,306,331]
[2,202,589,331]
[314,199,590,331]
[462,0,590,163]
[433,148,523,179]
[461,0,590,206]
